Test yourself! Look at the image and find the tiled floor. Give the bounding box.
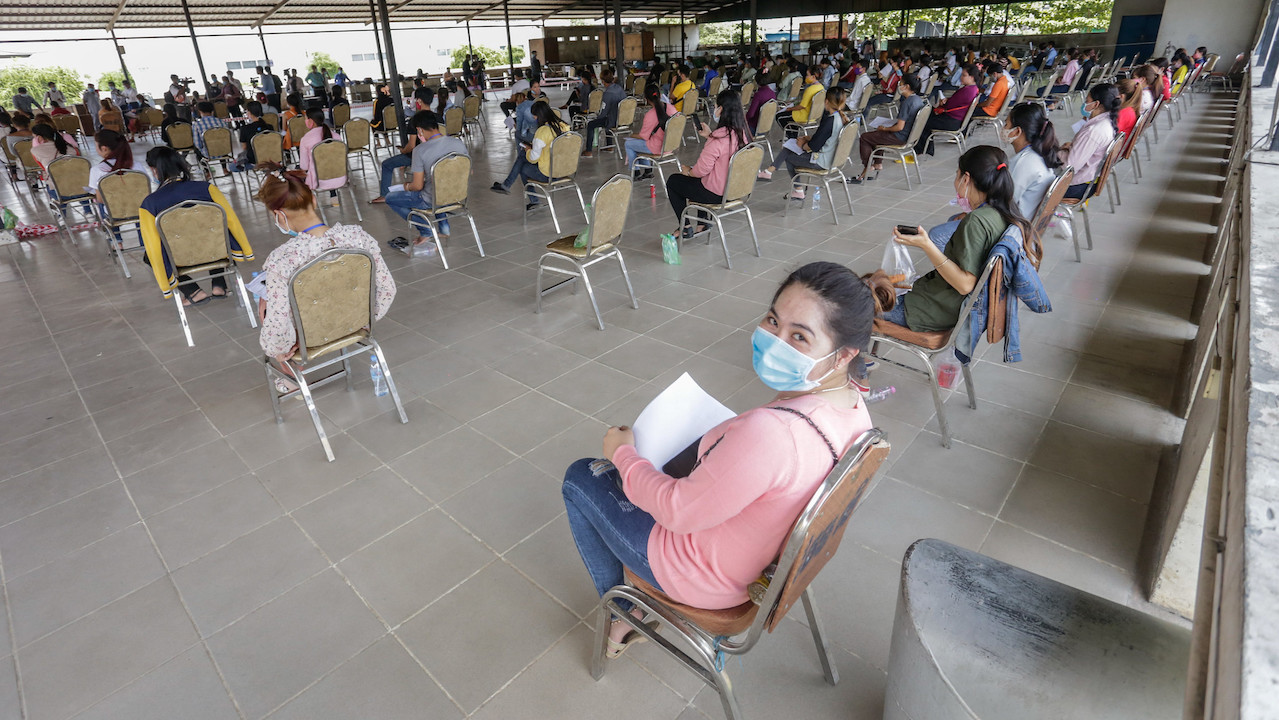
[0,88,1233,719]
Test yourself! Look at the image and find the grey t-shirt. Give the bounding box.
[894,94,926,143]
[410,134,469,207]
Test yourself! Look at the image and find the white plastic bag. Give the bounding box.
[881,237,918,287]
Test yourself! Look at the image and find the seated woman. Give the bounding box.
[30,122,79,176]
[48,101,71,117]
[159,103,182,145]
[625,82,677,179]
[563,261,885,657]
[138,146,252,306]
[297,107,344,206]
[98,98,125,136]
[1004,102,1061,219]
[914,64,979,156]
[520,101,570,210]
[88,129,152,205]
[1133,64,1159,114]
[254,165,396,388]
[757,87,849,201]
[775,65,823,138]
[664,89,750,238]
[369,84,393,132]
[1060,83,1119,199]
[880,145,1030,333]
[1116,78,1142,136]
[850,73,924,182]
[281,93,304,154]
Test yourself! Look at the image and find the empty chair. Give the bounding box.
[753,99,778,161]
[310,139,363,225]
[592,429,890,720]
[166,122,199,167]
[264,248,407,462]
[151,200,257,346]
[97,169,152,277]
[444,106,464,138]
[868,102,933,189]
[603,97,638,159]
[634,113,687,196]
[536,173,638,330]
[462,94,484,138]
[406,152,483,269]
[44,156,94,238]
[523,131,587,234]
[679,143,765,268]
[342,118,377,176]
[262,111,280,132]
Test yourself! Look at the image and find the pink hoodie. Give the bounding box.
[638,102,678,154]
[298,126,346,191]
[689,127,744,197]
[614,393,872,609]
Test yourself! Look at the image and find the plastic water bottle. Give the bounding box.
[369,355,388,397]
[249,272,262,303]
[811,189,821,211]
[866,386,896,404]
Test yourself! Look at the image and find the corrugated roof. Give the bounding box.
[5,0,734,31]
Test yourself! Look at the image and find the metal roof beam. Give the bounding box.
[462,0,511,21]
[252,0,297,27]
[106,0,129,32]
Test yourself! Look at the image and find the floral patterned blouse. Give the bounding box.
[259,223,397,357]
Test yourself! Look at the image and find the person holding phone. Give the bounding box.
[876,145,1031,332]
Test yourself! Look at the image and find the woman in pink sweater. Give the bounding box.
[626,82,677,178]
[665,88,750,239]
[563,262,889,658]
[297,107,345,204]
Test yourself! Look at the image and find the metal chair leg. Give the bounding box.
[467,213,484,257]
[801,587,839,685]
[370,340,408,423]
[961,361,977,409]
[349,185,363,221]
[546,191,561,234]
[616,252,639,310]
[579,262,605,330]
[1082,204,1094,250]
[743,205,761,257]
[174,293,195,346]
[234,269,258,329]
[294,369,336,462]
[264,360,283,423]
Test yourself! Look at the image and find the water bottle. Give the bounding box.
[249,272,262,303]
[866,386,895,404]
[369,355,388,397]
[811,189,821,211]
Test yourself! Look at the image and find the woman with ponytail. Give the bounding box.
[29,122,78,173]
[1059,82,1119,199]
[625,81,677,178]
[1115,79,1142,135]
[880,145,1031,332]
[253,163,395,371]
[1004,102,1061,218]
[563,260,882,658]
[88,128,149,198]
[297,106,344,202]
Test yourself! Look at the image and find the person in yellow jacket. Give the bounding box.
[139,146,253,305]
[518,101,571,211]
[776,65,823,137]
[671,66,695,114]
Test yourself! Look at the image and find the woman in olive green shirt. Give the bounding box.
[879,145,1031,332]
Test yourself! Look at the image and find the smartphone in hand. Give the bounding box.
[896,224,919,235]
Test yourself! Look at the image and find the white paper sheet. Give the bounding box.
[866,116,895,130]
[782,137,804,156]
[632,372,736,469]
[245,273,268,298]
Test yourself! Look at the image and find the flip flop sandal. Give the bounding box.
[368,197,387,204]
[387,236,410,249]
[184,292,212,307]
[605,620,660,660]
[210,290,229,299]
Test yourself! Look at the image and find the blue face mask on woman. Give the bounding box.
[751,326,838,392]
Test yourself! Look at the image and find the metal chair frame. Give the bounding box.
[634,113,687,196]
[752,99,778,161]
[924,95,980,155]
[154,200,257,346]
[341,118,378,177]
[870,256,1002,448]
[965,82,1017,146]
[572,89,604,129]
[311,138,364,225]
[535,174,638,330]
[601,97,638,159]
[96,168,152,278]
[198,126,235,183]
[1055,132,1125,262]
[406,152,484,270]
[462,94,485,138]
[679,143,766,268]
[44,156,95,239]
[784,88,827,138]
[523,131,588,234]
[264,248,408,462]
[593,429,890,720]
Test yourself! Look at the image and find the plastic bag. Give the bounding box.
[881,237,917,288]
[660,233,681,265]
[933,348,961,389]
[1,206,16,231]
[573,204,593,248]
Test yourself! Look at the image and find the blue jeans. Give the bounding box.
[520,164,550,205]
[562,458,661,611]
[502,153,530,189]
[384,190,450,237]
[624,138,649,168]
[881,301,908,326]
[379,153,412,198]
[927,218,960,253]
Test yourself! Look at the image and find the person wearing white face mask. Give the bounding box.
[562,260,885,659]
[879,145,1031,332]
[1059,82,1119,199]
[253,163,395,372]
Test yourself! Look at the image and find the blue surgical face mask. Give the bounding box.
[1081,101,1094,119]
[274,212,298,237]
[751,326,838,392]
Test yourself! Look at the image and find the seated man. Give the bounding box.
[850,73,923,183]
[231,101,271,171]
[490,80,547,195]
[370,86,434,204]
[191,101,227,160]
[500,69,530,117]
[581,69,627,158]
[384,110,468,255]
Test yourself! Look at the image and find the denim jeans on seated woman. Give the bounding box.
[880,301,909,326]
[925,218,960,253]
[562,457,662,612]
[624,137,650,168]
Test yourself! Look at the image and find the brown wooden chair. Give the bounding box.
[593,429,890,720]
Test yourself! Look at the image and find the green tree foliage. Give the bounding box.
[0,65,85,105]
[450,44,526,69]
[98,70,128,90]
[850,0,1113,41]
[306,51,342,75]
[698,21,751,47]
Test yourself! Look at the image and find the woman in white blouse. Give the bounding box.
[1003,103,1061,219]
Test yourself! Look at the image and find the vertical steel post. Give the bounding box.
[750,0,758,51]
[977,3,987,49]
[368,0,387,82]
[109,29,133,86]
[467,20,474,57]
[614,0,624,81]
[181,0,211,96]
[257,26,272,71]
[603,3,611,64]
[376,0,408,144]
[504,1,515,75]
